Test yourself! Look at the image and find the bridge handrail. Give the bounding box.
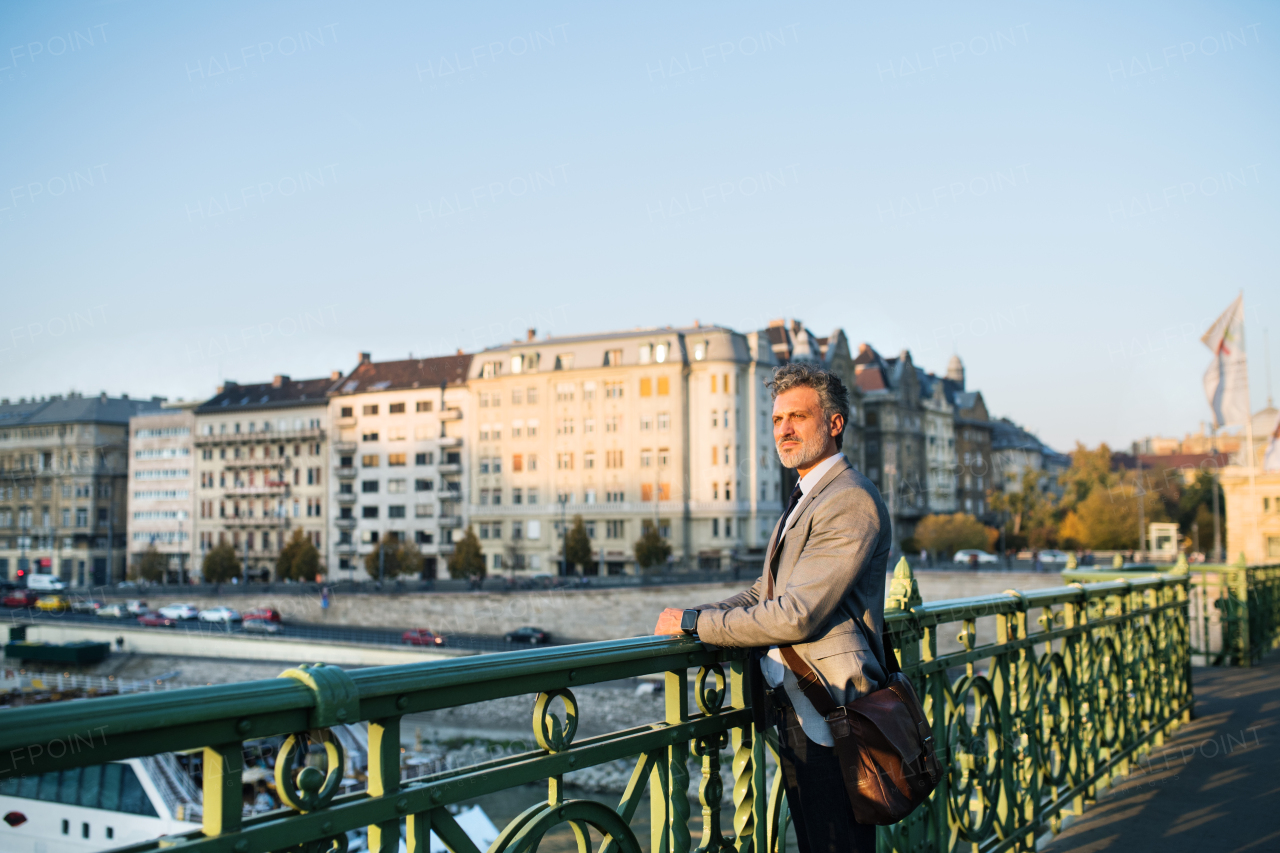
[0,563,1222,853]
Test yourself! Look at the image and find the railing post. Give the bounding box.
[728,659,760,853]
[368,715,402,853]
[665,669,691,853]
[202,741,243,838]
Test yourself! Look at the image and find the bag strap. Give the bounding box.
[765,559,901,717]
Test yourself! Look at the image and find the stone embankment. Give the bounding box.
[102,571,1066,643]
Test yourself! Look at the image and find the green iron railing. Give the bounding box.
[0,562,1199,853]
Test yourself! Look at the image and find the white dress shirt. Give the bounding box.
[761,452,845,746]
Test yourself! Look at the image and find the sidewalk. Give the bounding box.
[1043,654,1280,853]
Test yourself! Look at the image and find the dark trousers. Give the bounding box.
[775,704,877,853]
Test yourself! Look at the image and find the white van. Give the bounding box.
[27,574,67,591]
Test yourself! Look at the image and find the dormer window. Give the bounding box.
[639,344,652,364]
[554,353,574,370]
[654,343,668,363]
[511,355,524,374]
[693,341,707,361]
[481,361,501,378]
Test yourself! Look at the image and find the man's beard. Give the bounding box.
[776,428,829,470]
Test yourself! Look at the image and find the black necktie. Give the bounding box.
[771,484,804,581]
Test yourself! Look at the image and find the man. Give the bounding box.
[654,362,891,853]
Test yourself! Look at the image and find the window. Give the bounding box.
[362,455,379,467]
[604,381,623,398]
[512,487,523,504]
[554,353,574,370]
[362,506,379,518]
[512,420,523,437]
[389,403,405,414]
[658,447,669,467]
[584,489,596,505]
[363,405,378,415]
[491,488,502,505]
[492,424,502,440]
[388,505,406,518]
[479,456,490,474]
[641,483,653,501]
[556,382,575,401]
[657,376,669,395]
[605,415,619,433]
[557,418,574,435]
[712,482,719,499]
[604,348,623,366]
[712,519,720,537]
[606,520,625,539]
[513,454,523,472]
[527,386,538,403]
[527,419,539,437]
[557,453,574,470]
[641,449,653,468]
[341,406,354,417]
[583,418,594,433]
[415,478,434,492]
[606,450,623,468]
[388,453,406,466]
[388,479,406,494]
[528,488,539,505]
[415,504,434,518]
[584,452,596,469]
[640,415,652,431]
[657,412,670,430]
[639,377,652,397]
[362,432,379,442]
[528,453,538,471]
[388,427,406,441]
[479,393,489,408]
[416,452,434,465]
[479,489,490,506]
[639,344,652,364]
[710,374,717,393]
[511,388,523,404]
[693,341,707,360]
[416,400,433,412]
[416,530,434,544]
[481,361,501,378]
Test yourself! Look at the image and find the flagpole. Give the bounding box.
[1242,295,1259,564]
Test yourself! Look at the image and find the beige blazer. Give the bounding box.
[695,456,892,706]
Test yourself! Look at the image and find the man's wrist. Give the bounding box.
[680,608,700,634]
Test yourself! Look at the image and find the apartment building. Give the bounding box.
[0,393,162,587]
[126,402,200,579]
[193,374,336,581]
[465,324,784,575]
[946,357,994,518]
[918,369,958,514]
[328,353,472,580]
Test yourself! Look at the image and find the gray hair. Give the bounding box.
[768,362,851,449]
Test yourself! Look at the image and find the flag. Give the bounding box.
[1201,294,1250,428]
[1264,414,1280,473]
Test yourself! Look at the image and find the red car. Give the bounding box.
[137,612,177,627]
[244,607,282,623]
[401,629,445,646]
[2,590,39,608]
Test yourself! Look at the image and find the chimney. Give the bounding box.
[693,319,700,327]
[99,392,107,402]
[330,370,342,381]
[456,348,464,355]
[359,352,371,364]
[272,375,289,388]
[768,318,785,328]
[527,328,536,341]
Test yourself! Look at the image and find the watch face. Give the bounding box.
[681,610,698,632]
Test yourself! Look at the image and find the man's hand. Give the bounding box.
[654,607,686,635]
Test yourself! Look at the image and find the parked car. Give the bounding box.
[1037,550,1070,564]
[157,603,199,620]
[504,626,552,645]
[2,590,40,608]
[125,599,150,615]
[137,611,177,627]
[401,629,445,646]
[198,607,242,623]
[243,607,282,623]
[27,575,67,592]
[953,549,999,565]
[36,595,70,612]
[242,618,283,635]
[96,604,128,619]
[71,599,106,614]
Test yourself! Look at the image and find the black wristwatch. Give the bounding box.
[680,609,700,634]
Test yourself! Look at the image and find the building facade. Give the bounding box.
[854,345,929,542]
[0,393,162,587]
[990,417,1070,501]
[327,353,472,581]
[464,324,784,575]
[193,375,335,581]
[943,356,994,519]
[126,403,200,580]
[1222,468,1280,563]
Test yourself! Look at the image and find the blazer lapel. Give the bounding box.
[771,457,854,594]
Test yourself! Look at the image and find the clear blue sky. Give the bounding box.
[2,1,1277,451]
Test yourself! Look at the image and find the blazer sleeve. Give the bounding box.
[695,485,881,648]
[691,573,764,612]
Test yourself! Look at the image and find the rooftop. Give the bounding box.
[333,354,472,396]
[0,393,163,427]
[196,375,337,413]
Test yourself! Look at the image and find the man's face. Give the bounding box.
[772,386,839,470]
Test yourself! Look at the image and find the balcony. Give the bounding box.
[223,484,290,498]
[438,463,462,475]
[335,417,356,428]
[222,458,291,471]
[335,517,357,530]
[333,441,357,454]
[438,515,464,529]
[195,426,325,447]
[437,436,463,448]
[219,516,288,529]
[335,542,356,556]
[437,542,456,555]
[336,493,357,505]
[439,409,463,421]
[336,467,356,479]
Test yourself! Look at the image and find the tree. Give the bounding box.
[913,513,997,559]
[133,545,167,583]
[565,515,592,573]
[202,543,242,583]
[363,537,424,580]
[634,523,672,569]
[1068,473,1168,549]
[1057,443,1117,513]
[448,527,486,580]
[276,529,321,581]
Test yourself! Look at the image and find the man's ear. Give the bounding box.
[829,413,845,438]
